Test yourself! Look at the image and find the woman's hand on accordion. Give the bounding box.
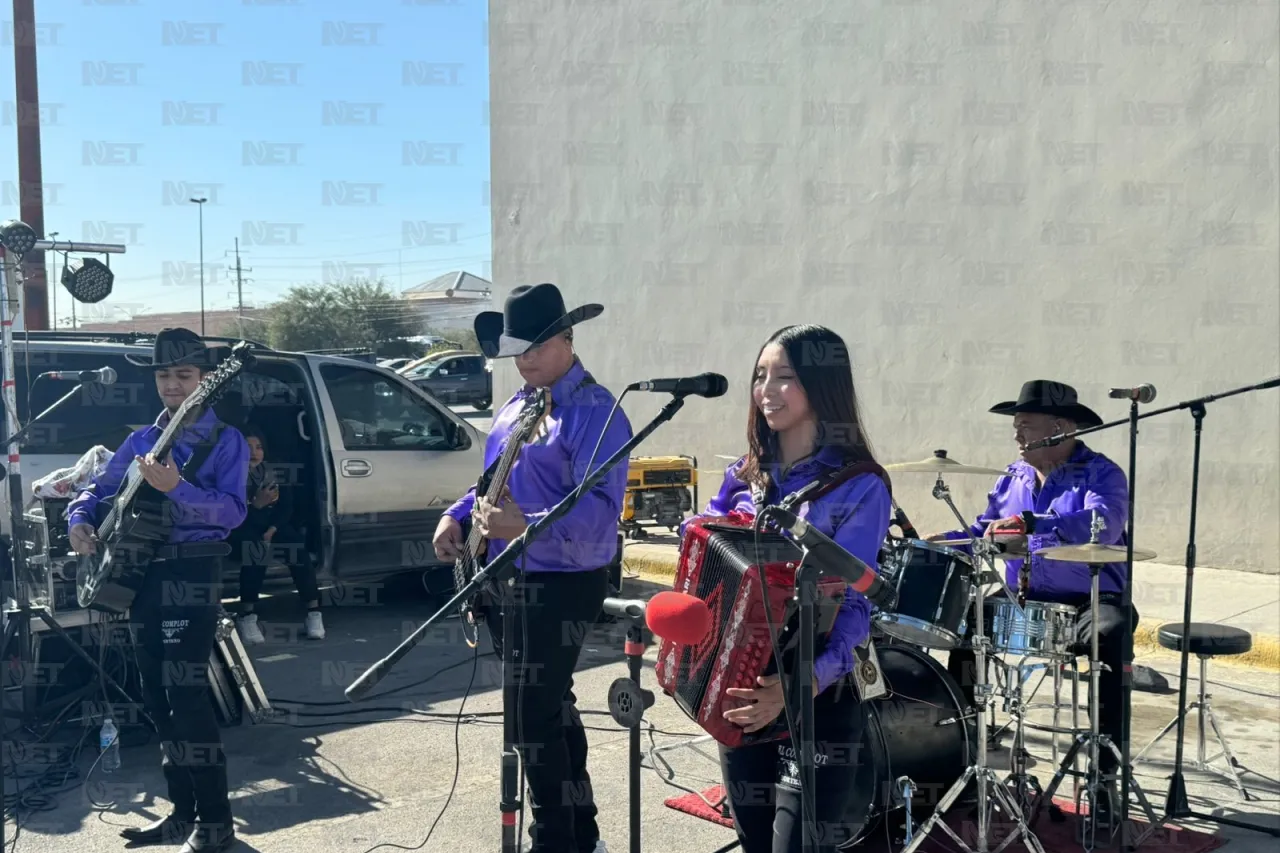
[724,673,820,732]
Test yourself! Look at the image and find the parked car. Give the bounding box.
[2,331,493,606]
[377,357,414,372]
[406,352,492,411]
[397,349,466,377]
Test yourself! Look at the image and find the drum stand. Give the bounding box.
[1028,554,1159,852]
[999,657,1051,814]
[901,544,1045,853]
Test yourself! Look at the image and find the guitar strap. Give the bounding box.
[475,370,600,497]
[153,418,226,535]
[180,420,226,484]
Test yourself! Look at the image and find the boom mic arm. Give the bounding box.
[760,505,898,610]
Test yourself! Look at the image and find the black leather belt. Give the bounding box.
[152,542,232,562]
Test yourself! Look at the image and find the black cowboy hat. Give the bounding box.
[989,379,1103,428]
[124,327,222,370]
[474,282,603,359]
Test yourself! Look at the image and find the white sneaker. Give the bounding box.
[238,614,265,645]
[305,611,325,640]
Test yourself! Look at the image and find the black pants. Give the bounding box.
[946,592,1139,772]
[717,680,874,853]
[132,554,232,829]
[229,522,320,607]
[483,567,609,853]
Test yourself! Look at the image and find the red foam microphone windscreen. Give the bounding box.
[645,591,712,645]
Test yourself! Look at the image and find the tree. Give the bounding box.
[265,279,418,352]
[212,314,270,343]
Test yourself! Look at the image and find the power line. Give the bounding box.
[236,231,492,262]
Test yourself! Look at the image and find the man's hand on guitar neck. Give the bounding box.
[473,487,528,541]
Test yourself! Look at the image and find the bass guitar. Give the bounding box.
[454,387,548,648]
[76,343,254,614]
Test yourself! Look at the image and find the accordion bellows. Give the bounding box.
[654,512,847,747]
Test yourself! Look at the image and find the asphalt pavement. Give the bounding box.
[7,565,1279,853]
[6,405,1277,853]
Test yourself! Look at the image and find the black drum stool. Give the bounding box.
[1133,622,1253,800]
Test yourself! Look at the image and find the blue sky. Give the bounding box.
[1,0,492,327]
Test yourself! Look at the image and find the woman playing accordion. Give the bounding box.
[679,324,893,853]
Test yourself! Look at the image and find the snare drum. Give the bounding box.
[987,599,1078,660]
[874,539,975,649]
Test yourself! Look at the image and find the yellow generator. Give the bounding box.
[621,456,698,539]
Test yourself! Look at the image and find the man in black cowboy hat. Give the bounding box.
[929,380,1135,821]
[434,283,631,853]
[67,328,248,852]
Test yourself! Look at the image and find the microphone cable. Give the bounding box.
[348,642,479,853]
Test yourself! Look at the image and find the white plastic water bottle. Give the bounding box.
[99,718,121,773]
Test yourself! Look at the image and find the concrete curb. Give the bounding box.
[622,548,1280,672]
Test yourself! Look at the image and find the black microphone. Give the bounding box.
[38,367,117,385]
[626,372,728,398]
[892,500,921,540]
[601,597,646,620]
[760,506,897,610]
[1108,384,1156,404]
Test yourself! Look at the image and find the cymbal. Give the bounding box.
[1033,543,1157,563]
[884,450,1009,477]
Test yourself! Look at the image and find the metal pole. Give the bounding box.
[235,238,244,338]
[47,231,57,328]
[30,240,127,254]
[198,203,205,334]
[0,249,34,853]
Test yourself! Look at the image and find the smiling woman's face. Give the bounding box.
[752,343,812,434]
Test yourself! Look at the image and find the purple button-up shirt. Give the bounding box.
[684,446,892,694]
[445,359,632,572]
[67,408,250,543]
[945,442,1130,603]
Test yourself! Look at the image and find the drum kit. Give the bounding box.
[859,449,1160,853]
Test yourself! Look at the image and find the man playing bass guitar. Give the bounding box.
[67,328,248,853]
[432,283,631,853]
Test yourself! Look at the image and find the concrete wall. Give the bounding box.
[488,0,1280,572]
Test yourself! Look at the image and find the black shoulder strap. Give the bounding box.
[779,459,893,511]
[810,460,893,501]
[180,421,226,486]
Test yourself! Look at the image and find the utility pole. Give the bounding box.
[13,0,49,330]
[231,239,252,339]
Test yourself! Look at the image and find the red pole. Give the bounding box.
[12,0,49,330]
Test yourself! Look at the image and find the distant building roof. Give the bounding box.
[75,308,267,335]
[403,271,491,297]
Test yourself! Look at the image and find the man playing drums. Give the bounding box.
[928,380,1136,822]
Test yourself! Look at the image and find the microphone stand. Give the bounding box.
[345,393,691,853]
[794,555,820,853]
[0,382,89,472]
[603,599,655,853]
[1025,376,1280,845]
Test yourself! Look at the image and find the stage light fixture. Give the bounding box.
[0,219,38,258]
[61,257,114,303]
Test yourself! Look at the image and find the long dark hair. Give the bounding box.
[738,324,878,490]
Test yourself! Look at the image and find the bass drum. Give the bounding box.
[844,643,976,848]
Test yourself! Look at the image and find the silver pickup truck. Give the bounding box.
[3,331,485,601]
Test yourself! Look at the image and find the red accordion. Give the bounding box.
[654,511,849,747]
